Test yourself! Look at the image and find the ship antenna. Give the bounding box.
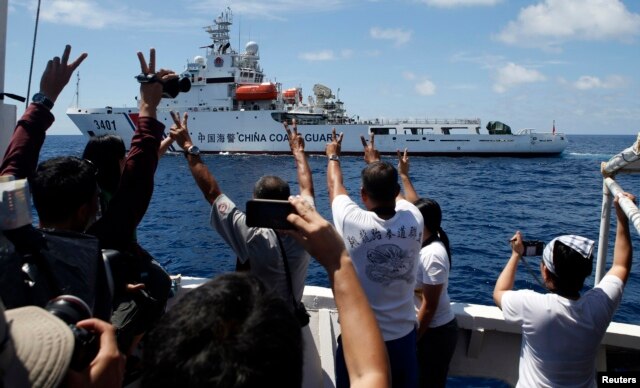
[73,71,80,108]
[25,0,42,109]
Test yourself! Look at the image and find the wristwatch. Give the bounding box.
[328,154,340,162]
[32,93,54,110]
[186,145,200,156]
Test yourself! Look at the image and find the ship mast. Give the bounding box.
[204,7,232,54]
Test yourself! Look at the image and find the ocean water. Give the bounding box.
[40,134,640,386]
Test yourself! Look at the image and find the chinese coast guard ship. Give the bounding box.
[67,8,567,156]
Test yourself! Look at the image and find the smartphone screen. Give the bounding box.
[246,199,295,229]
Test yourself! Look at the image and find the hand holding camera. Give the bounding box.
[45,295,99,371]
[510,231,545,257]
[135,48,190,117]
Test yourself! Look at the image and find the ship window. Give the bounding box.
[371,127,392,135]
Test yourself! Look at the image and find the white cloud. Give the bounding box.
[574,75,625,90]
[298,49,355,61]
[415,79,437,95]
[496,0,640,50]
[403,71,417,80]
[340,49,354,59]
[370,27,412,47]
[420,0,502,7]
[299,50,336,61]
[493,62,546,93]
[26,0,197,30]
[190,0,347,20]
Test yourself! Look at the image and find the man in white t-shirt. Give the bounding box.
[326,131,424,388]
[493,193,634,388]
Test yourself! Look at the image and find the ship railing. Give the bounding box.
[595,132,640,283]
[361,118,481,126]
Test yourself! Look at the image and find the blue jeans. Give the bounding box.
[336,327,418,388]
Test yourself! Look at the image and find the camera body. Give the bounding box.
[522,240,544,256]
[46,295,99,371]
[135,73,192,99]
[246,199,295,230]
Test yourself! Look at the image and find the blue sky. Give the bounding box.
[4,0,640,135]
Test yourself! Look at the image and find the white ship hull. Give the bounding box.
[67,107,568,156]
[66,8,567,156]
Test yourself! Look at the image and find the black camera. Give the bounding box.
[45,295,99,371]
[522,240,544,256]
[246,199,296,230]
[135,73,192,99]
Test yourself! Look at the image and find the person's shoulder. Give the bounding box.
[211,193,238,215]
[591,274,625,296]
[423,241,448,259]
[332,194,356,208]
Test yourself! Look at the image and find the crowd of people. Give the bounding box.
[0,44,635,388]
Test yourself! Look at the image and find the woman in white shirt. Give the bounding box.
[397,150,457,388]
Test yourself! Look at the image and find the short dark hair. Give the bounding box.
[361,161,400,202]
[82,135,126,195]
[549,241,593,298]
[253,176,290,200]
[29,157,97,225]
[142,273,302,388]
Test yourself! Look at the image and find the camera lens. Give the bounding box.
[46,295,98,371]
[162,76,192,99]
[45,295,92,325]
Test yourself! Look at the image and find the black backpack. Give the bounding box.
[0,225,112,321]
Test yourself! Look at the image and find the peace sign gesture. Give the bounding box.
[326,128,344,157]
[284,119,305,154]
[397,148,409,176]
[361,133,380,164]
[39,45,87,103]
[137,48,177,117]
[169,111,193,150]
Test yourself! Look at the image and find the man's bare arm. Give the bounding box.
[606,192,635,284]
[326,128,347,203]
[169,111,222,204]
[285,120,314,198]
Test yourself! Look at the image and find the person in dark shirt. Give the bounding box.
[0,45,172,354]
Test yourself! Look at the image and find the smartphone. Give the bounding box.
[246,199,295,229]
[522,240,544,256]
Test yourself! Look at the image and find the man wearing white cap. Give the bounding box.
[493,193,634,388]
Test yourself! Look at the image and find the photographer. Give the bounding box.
[493,192,634,387]
[0,45,173,357]
[0,299,124,388]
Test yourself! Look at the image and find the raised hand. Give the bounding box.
[397,148,409,176]
[510,230,524,256]
[39,45,87,102]
[169,111,192,150]
[361,133,380,164]
[326,127,344,157]
[137,48,177,115]
[284,119,305,154]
